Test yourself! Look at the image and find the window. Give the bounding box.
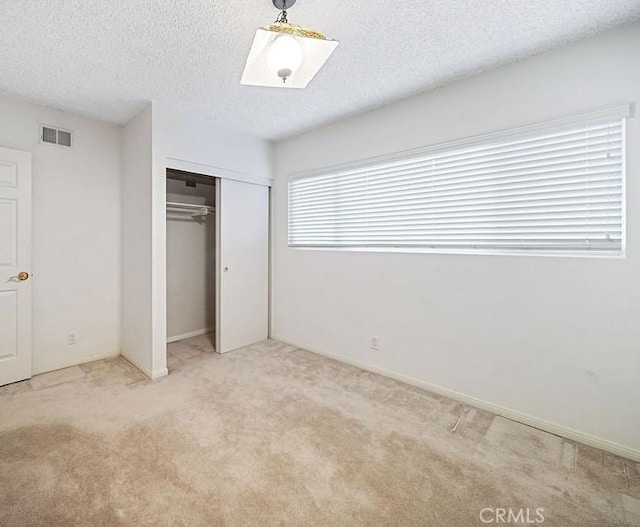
[288,105,630,255]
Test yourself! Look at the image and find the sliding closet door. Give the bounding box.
[217,178,269,353]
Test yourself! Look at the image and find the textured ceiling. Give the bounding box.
[1,1,639,140]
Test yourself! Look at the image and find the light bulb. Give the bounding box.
[267,34,303,83]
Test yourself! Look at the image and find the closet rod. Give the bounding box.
[166,201,214,219]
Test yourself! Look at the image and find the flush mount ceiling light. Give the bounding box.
[241,0,339,89]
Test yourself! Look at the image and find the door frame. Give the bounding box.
[161,158,272,368]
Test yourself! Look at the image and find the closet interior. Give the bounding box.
[166,169,216,351]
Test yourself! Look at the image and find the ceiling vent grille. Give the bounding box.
[40,125,73,148]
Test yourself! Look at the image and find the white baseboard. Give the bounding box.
[120,354,168,381]
[32,350,121,376]
[167,328,214,344]
[272,335,640,463]
[150,367,169,380]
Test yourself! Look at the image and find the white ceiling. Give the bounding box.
[1,1,639,140]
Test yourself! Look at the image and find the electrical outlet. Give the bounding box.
[370,335,380,351]
[67,331,78,345]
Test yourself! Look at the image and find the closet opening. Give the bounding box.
[166,168,217,364]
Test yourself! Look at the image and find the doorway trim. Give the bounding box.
[166,157,273,187]
[156,158,272,376]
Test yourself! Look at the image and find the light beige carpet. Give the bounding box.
[1,337,638,526]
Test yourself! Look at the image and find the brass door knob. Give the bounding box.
[14,272,30,281]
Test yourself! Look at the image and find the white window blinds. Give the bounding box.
[288,112,627,254]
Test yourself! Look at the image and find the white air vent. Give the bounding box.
[40,125,73,148]
[41,126,57,144]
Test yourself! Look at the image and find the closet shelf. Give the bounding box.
[166,201,214,219]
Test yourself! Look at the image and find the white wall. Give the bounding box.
[166,179,215,340]
[0,95,121,374]
[121,104,154,375]
[272,24,640,458]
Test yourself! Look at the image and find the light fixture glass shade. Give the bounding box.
[241,24,339,88]
[267,35,303,82]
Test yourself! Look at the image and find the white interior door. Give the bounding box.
[0,147,32,386]
[216,178,269,353]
